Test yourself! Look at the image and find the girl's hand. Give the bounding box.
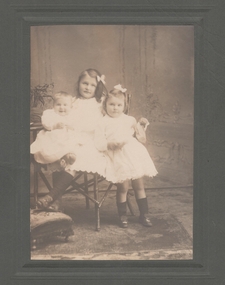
[107,141,118,151]
[107,141,126,151]
[138,117,149,130]
[116,141,126,149]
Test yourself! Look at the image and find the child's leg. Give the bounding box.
[116,180,129,203]
[116,180,129,228]
[131,178,152,227]
[131,178,146,200]
[37,169,75,210]
[46,171,64,212]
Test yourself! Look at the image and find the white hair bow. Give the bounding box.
[114,84,127,93]
[97,75,106,85]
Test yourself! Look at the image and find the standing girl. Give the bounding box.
[95,85,158,228]
[36,68,107,211]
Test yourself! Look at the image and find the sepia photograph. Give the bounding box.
[30,24,194,260]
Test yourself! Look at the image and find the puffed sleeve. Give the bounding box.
[94,119,108,152]
[41,109,55,130]
[130,116,137,131]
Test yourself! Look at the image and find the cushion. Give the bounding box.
[30,209,74,249]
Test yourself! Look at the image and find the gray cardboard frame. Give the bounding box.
[1,0,225,284]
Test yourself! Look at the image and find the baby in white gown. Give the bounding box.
[30,91,77,167]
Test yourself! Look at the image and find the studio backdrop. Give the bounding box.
[30,25,194,188]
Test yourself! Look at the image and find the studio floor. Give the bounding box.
[30,186,193,261]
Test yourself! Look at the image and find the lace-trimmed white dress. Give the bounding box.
[95,113,158,183]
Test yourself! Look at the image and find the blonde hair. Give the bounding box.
[53,91,73,103]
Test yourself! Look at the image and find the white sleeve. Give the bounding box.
[94,120,108,152]
[41,109,56,130]
[129,116,137,133]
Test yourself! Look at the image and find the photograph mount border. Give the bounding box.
[4,0,224,284]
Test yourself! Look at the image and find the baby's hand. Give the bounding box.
[55,122,65,129]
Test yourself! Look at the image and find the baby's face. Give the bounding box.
[79,74,97,99]
[53,97,72,116]
[106,95,125,118]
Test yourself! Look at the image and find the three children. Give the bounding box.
[31,70,158,227]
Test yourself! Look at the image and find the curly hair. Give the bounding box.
[102,88,129,115]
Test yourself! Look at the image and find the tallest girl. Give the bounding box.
[36,68,107,211]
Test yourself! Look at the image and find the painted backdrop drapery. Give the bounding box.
[31,25,194,187]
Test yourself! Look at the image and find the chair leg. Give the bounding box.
[95,204,100,231]
[84,172,90,209]
[93,174,100,231]
[33,161,39,209]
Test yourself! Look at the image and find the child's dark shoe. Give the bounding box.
[60,153,76,169]
[119,215,128,228]
[36,195,53,209]
[47,199,64,212]
[139,215,152,227]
